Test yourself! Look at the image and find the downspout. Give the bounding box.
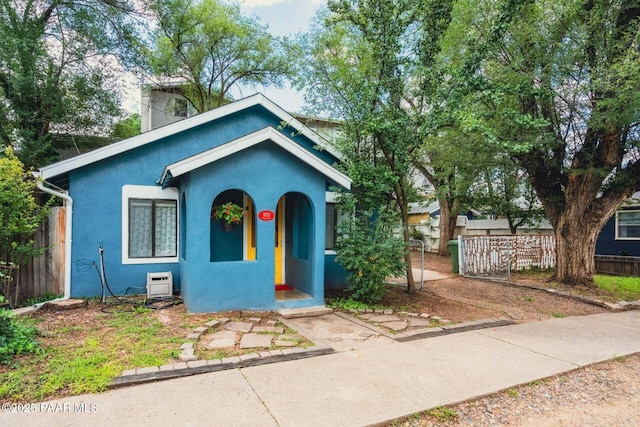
[34,174,72,301]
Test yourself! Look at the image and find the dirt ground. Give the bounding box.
[385,252,640,427]
[358,252,609,323]
[28,252,612,358]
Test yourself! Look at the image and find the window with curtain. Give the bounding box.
[129,198,177,258]
[617,211,640,239]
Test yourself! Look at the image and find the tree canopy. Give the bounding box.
[296,0,457,292]
[143,0,292,112]
[450,0,640,284]
[0,0,143,168]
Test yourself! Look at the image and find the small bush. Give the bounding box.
[0,298,41,364]
[335,206,406,304]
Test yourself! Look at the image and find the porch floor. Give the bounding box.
[275,288,311,301]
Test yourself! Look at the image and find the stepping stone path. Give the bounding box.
[382,321,407,331]
[349,308,452,332]
[368,314,401,322]
[224,321,254,333]
[253,326,286,334]
[406,317,432,328]
[178,316,308,362]
[239,333,273,349]
[206,331,239,349]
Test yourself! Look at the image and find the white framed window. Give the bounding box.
[325,192,348,254]
[616,210,640,240]
[122,185,179,264]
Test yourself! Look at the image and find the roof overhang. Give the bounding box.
[37,93,342,181]
[160,126,351,190]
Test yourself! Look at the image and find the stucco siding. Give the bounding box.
[60,100,344,311]
[181,142,326,312]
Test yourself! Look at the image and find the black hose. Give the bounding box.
[94,245,182,313]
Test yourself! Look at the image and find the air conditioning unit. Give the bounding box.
[146,272,173,298]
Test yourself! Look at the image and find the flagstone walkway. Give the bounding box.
[116,307,513,386]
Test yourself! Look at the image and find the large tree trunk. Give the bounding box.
[553,214,599,286]
[437,197,457,256]
[550,185,628,285]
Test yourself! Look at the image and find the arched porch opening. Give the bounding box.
[275,192,315,301]
[210,189,256,262]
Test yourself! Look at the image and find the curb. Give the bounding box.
[333,311,516,342]
[110,345,334,389]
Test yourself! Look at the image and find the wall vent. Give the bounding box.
[146,272,173,298]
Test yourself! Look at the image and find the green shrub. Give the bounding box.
[0,297,41,364]
[336,202,405,304]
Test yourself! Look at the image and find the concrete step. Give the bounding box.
[277,306,333,319]
[43,299,88,311]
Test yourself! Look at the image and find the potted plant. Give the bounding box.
[212,202,244,231]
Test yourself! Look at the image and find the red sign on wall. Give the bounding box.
[258,210,275,221]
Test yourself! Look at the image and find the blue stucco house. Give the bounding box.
[596,192,640,257]
[35,94,350,312]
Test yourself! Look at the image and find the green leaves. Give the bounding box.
[0,148,48,306]
[335,196,405,303]
[145,0,292,112]
[0,305,41,365]
[0,0,143,167]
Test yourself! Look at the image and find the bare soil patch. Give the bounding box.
[330,252,608,323]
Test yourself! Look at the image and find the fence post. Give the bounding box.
[458,235,464,276]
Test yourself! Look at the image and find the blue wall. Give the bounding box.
[65,104,340,311]
[182,143,326,312]
[596,215,640,257]
[324,253,349,289]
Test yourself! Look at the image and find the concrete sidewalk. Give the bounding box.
[3,311,640,426]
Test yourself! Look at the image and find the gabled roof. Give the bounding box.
[160,127,351,189]
[36,93,341,181]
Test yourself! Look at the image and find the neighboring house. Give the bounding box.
[35,93,351,313]
[140,82,198,133]
[596,192,640,257]
[407,201,440,224]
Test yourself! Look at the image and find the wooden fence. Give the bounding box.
[595,255,640,277]
[14,207,66,304]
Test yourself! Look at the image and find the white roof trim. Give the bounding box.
[37,93,341,180]
[161,127,351,189]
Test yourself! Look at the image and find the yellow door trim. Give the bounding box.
[274,198,284,284]
[244,194,256,261]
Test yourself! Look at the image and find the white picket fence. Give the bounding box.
[459,235,556,280]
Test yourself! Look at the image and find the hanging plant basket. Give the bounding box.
[212,202,244,232]
[220,221,235,232]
